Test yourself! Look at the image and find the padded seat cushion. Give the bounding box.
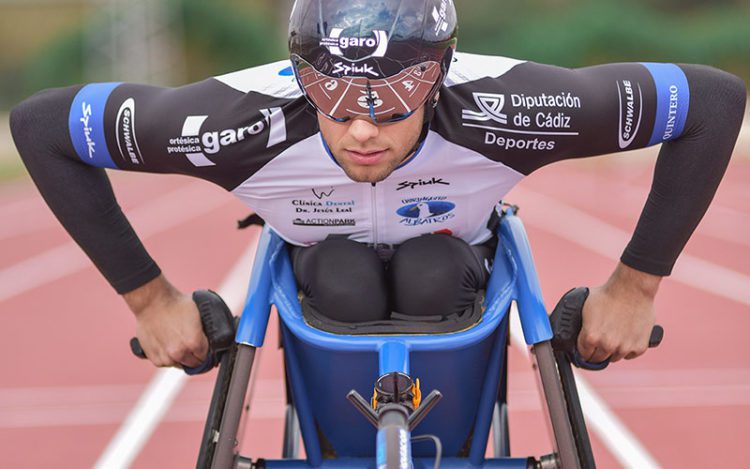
[300,291,484,335]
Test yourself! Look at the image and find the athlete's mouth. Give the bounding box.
[345,148,388,166]
[346,148,387,156]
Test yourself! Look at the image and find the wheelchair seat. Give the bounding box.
[263,230,518,460]
[207,208,601,469]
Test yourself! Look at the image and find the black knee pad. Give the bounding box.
[291,239,388,322]
[389,234,488,317]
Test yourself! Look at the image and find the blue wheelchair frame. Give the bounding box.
[207,208,586,469]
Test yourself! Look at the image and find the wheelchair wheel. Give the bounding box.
[554,350,595,468]
[491,402,511,458]
[533,340,595,469]
[281,334,301,459]
[282,404,301,459]
[196,343,238,469]
[493,317,511,458]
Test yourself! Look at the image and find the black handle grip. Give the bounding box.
[130,337,147,359]
[130,289,235,375]
[549,287,663,371]
[648,325,664,348]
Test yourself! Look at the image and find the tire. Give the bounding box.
[282,404,301,459]
[554,350,596,469]
[492,402,511,458]
[196,343,238,469]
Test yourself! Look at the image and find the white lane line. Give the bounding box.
[573,378,661,469]
[550,167,750,248]
[0,182,233,304]
[0,178,191,241]
[509,367,750,388]
[92,232,260,469]
[94,368,186,469]
[505,384,750,412]
[580,384,750,410]
[6,371,749,429]
[509,305,661,469]
[511,186,750,307]
[0,378,287,429]
[685,204,750,247]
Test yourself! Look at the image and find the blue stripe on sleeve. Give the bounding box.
[68,83,121,168]
[641,63,690,146]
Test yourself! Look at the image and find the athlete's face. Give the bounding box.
[317,106,425,183]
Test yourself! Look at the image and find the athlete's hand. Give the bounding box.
[577,263,660,364]
[124,275,209,368]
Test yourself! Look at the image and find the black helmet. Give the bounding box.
[289,0,458,123]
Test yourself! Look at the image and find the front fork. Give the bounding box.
[348,372,443,469]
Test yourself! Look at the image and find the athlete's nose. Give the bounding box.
[348,118,380,143]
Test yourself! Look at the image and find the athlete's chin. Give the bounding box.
[335,155,397,183]
[341,164,393,183]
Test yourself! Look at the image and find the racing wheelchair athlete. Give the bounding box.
[9,0,746,467]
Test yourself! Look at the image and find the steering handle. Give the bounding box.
[129,289,235,376]
[549,287,663,371]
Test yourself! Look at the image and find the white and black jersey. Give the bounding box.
[10,52,747,293]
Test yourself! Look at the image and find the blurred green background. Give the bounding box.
[1,0,749,179]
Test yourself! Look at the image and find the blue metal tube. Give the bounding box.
[468,314,510,465]
[236,226,277,347]
[378,341,410,375]
[499,212,553,345]
[280,322,324,466]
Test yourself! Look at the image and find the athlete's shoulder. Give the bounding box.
[212,59,303,99]
[434,51,530,158]
[444,51,527,87]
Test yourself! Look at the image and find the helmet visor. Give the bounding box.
[293,56,442,124]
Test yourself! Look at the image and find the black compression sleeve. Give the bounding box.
[620,65,747,275]
[9,86,162,294]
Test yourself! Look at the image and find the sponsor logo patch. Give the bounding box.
[333,62,379,77]
[462,92,508,124]
[320,28,389,60]
[312,187,335,199]
[397,197,456,226]
[79,102,96,160]
[616,80,643,149]
[461,91,583,151]
[432,0,452,33]
[168,108,286,167]
[510,92,582,110]
[293,218,356,227]
[662,85,680,141]
[292,198,354,215]
[115,98,143,165]
[396,177,450,191]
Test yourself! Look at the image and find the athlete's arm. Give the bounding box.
[9,77,267,367]
[10,85,163,293]
[11,70,302,367]
[562,63,745,363]
[578,64,746,363]
[441,57,746,362]
[9,84,210,368]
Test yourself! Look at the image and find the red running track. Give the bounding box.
[0,152,748,468]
